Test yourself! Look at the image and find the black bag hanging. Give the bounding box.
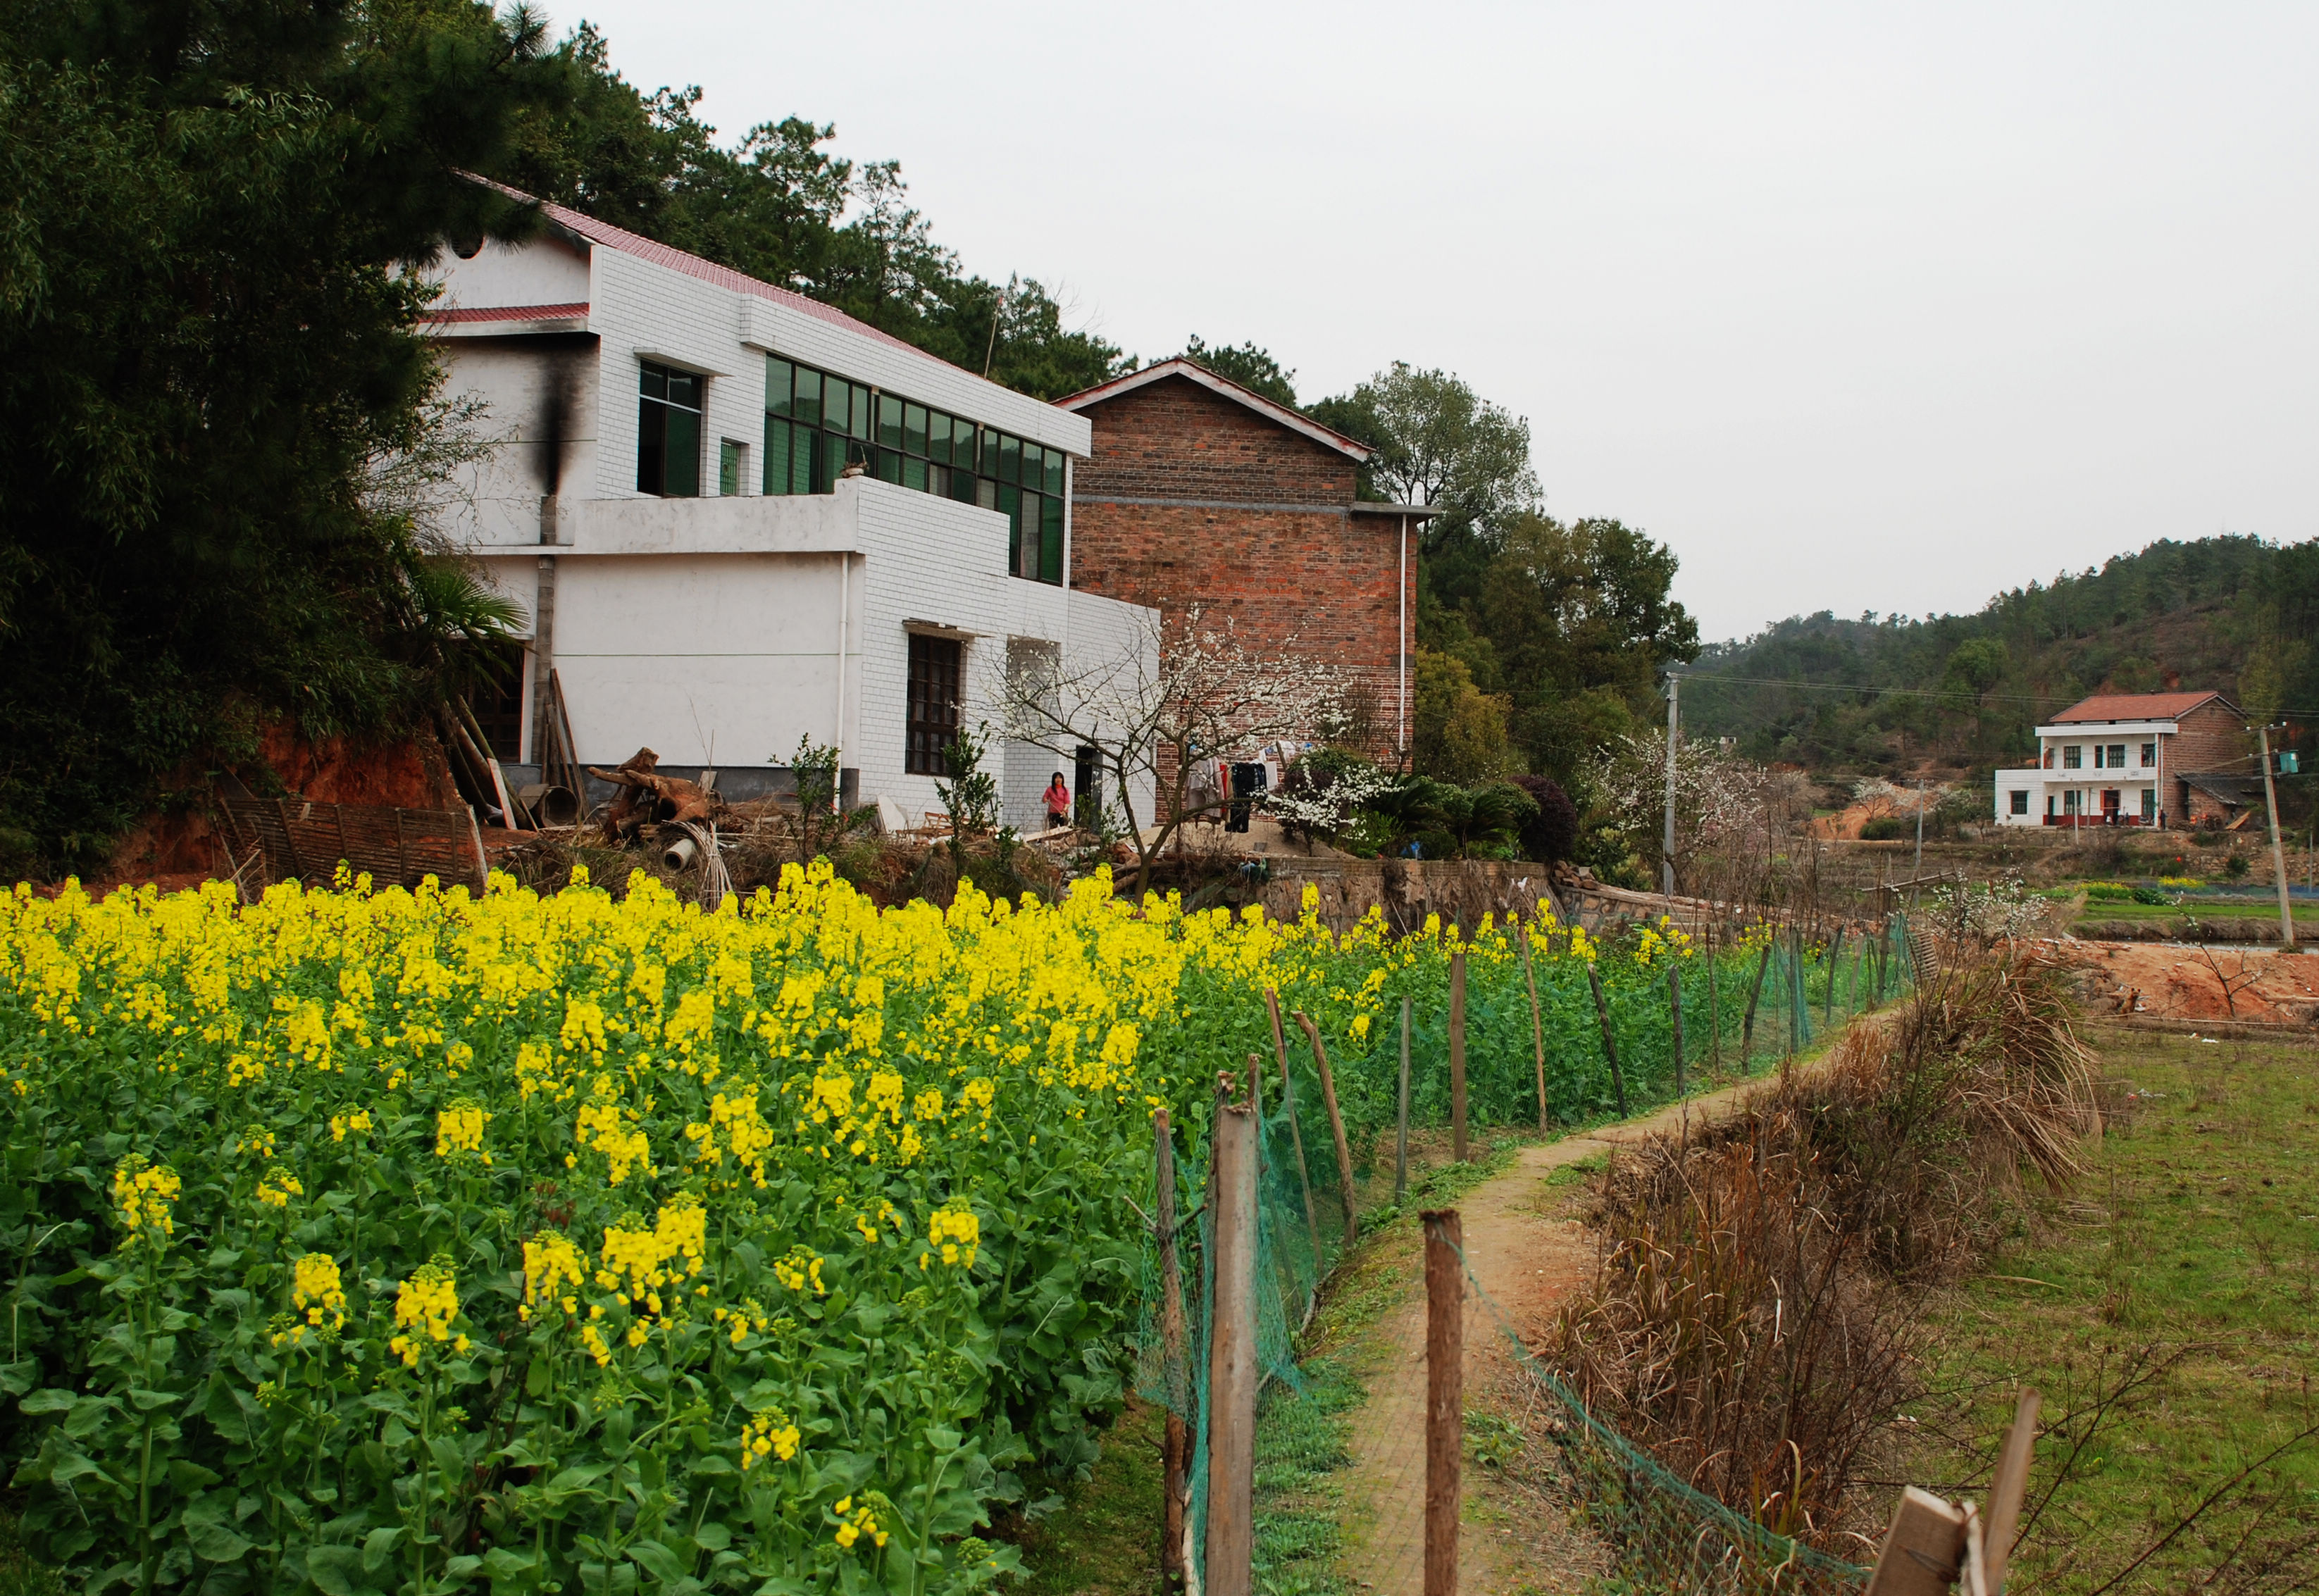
[1226,761,1267,833]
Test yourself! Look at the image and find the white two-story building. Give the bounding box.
[423,185,1157,833]
[1991,690,2246,829]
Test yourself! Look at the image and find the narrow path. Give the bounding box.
[1336,1081,1771,1594]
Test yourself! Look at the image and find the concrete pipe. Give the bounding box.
[516,783,581,828]
[661,835,699,872]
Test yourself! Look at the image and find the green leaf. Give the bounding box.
[362,1524,405,1573]
[626,1540,685,1583]
[18,1387,75,1414]
[306,1545,380,1596]
[0,1360,38,1396]
[192,1520,256,1564]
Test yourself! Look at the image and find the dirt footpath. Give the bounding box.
[1336,1083,1772,1594]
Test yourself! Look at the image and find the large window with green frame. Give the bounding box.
[764,356,1067,585]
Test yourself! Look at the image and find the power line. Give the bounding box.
[1671,671,2319,721]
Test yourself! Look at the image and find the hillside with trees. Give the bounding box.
[1680,535,2319,776]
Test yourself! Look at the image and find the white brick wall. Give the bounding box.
[431,225,1145,837]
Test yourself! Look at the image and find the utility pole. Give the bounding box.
[1913,774,1926,890]
[2258,723,2297,952]
[1662,673,1679,904]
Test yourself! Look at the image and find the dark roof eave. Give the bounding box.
[1349,501,1441,519]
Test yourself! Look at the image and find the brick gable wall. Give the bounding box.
[2167,698,2249,825]
[1069,377,1415,778]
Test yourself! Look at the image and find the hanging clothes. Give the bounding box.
[1226,761,1269,833]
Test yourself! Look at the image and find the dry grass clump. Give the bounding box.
[1551,947,2099,1551]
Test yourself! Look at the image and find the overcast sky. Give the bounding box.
[564,1,2318,644]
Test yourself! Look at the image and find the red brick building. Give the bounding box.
[1057,361,1432,769]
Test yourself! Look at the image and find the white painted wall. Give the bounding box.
[465,480,1157,834]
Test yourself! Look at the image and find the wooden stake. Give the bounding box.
[1448,947,1468,1162]
[1586,961,1629,1118]
[1155,1110,1188,1595]
[1205,1085,1259,1596]
[1422,1209,1464,1596]
[1519,925,1549,1132]
[1264,987,1324,1263]
[1294,1011,1360,1247]
[1395,995,1412,1205]
[1667,964,1686,1099]
[1982,1388,2041,1595]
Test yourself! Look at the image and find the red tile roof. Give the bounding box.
[2050,690,2234,724]
[429,302,588,323]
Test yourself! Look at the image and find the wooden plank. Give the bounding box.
[1865,1486,1966,1596]
[1982,1389,2040,1593]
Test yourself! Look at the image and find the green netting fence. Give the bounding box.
[1134,912,1917,1591]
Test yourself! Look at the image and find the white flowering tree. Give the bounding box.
[997,606,1349,887]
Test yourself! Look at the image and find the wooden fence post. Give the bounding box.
[1667,964,1685,1099]
[1395,997,1412,1206]
[1264,987,1324,1264]
[1519,925,1549,1133]
[1205,1083,1259,1596]
[1155,1111,1188,1595]
[1864,1487,1966,1596]
[1423,1209,1463,1596]
[1293,1012,1360,1249]
[1448,947,1468,1162]
[1585,962,1629,1118]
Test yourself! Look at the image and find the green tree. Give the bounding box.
[1941,636,2009,706]
[1179,337,1297,407]
[1412,650,1517,783]
[0,0,563,874]
[1474,513,1700,785]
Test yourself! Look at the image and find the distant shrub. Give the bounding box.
[2224,853,2251,879]
[1507,774,1579,864]
[1859,816,1912,842]
[2131,885,2171,906]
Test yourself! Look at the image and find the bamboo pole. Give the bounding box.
[1824,923,1845,1030]
[1293,1011,1360,1249]
[1741,935,1774,1066]
[1584,962,1629,1117]
[1706,922,1722,1073]
[1204,1080,1258,1596]
[1667,964,1685,1099]
[1422,1209,1464,1596]
[1264,987,1323,1263]
[1448,947,1468,1162]
[1155,1110,1188,1595]
[1518,925,1548,1133]
[1395,996,1412,1205]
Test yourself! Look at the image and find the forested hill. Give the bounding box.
[1679,535,2319,775]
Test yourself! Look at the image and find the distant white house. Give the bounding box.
[1991,690,2246,829]
[422,185,1157,833]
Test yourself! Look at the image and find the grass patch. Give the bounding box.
[1910,1028,2319,1591]
[1013,1399,1166,1595]
[0,1504,63,1596]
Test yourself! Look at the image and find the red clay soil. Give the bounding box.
[89,724,464,892]
[2053,937,2319,1025]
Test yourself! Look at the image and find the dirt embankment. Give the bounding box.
[2051,938,2319,1025]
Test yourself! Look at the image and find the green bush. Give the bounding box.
[1859,816,1913,842]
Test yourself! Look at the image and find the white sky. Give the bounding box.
[562,0,2319,643]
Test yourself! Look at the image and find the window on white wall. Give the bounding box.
[638,363,702,497]
[2062,744,2082,769]
[2009,790,2029,815]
